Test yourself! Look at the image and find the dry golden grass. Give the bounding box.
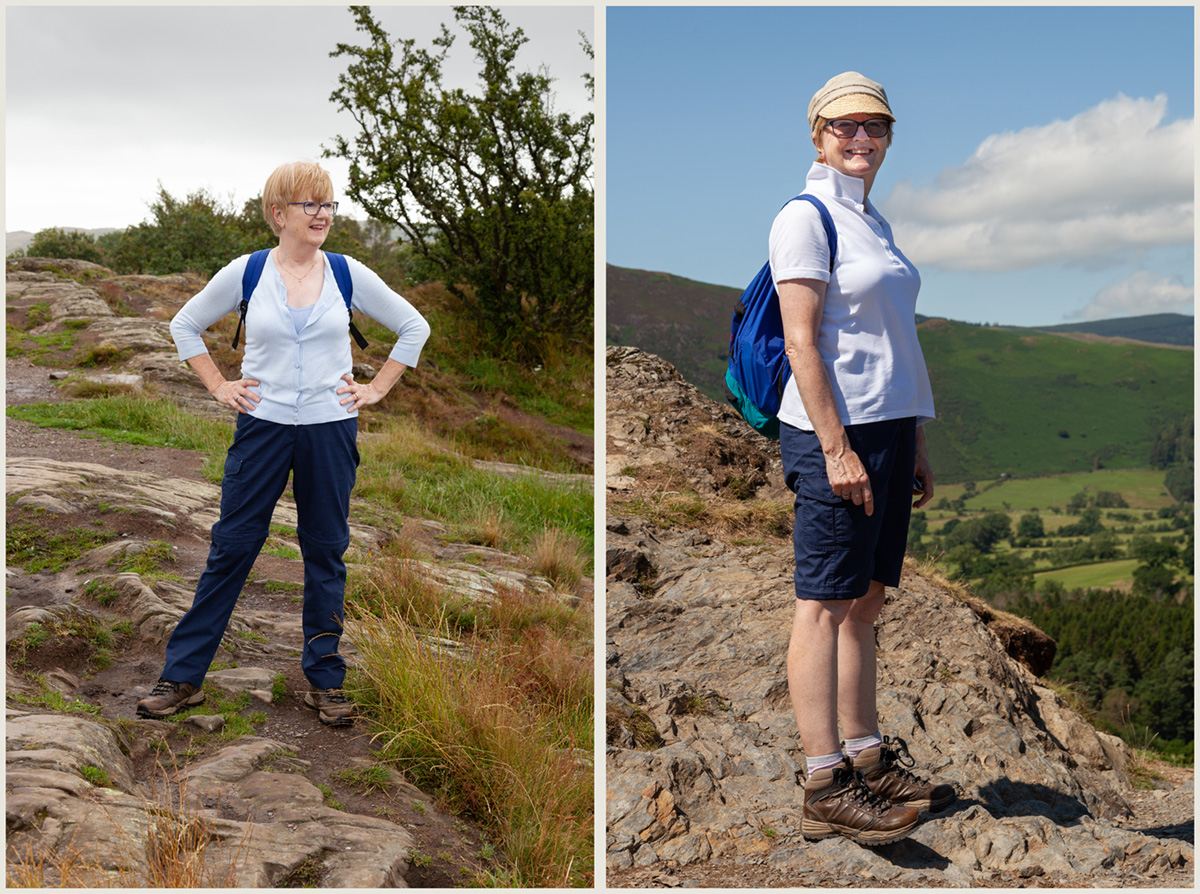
[529,526,587,589]
[461,503,512,549]
[903,554,1043,632]
[6,763,250,888]
[345,558,592,886]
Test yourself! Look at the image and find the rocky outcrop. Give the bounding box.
[7,456,382,552]
[6,260,594,887]
[5,453,583,887]
[6,261,224,416]
[6,709,414,887]
[605,346,1192,887]
[606,345,789,504]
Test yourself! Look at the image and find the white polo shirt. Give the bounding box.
[769,162,935,432]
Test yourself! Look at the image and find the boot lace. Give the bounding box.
[149,678,180,696]
[881,735,929,785]
[836,767,896,813]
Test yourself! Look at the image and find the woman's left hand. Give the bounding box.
[913,426,935,509]
[337,373,384,411]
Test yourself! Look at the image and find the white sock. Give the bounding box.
[805,751,845,776]
[844,732,883,760]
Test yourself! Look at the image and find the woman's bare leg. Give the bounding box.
[837,580,886,741]
[787,596,853,758]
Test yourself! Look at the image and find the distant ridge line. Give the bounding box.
[610,263,1194,349]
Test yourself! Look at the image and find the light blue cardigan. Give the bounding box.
[170,252,431,426]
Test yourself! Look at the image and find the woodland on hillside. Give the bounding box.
[908,471,1193,758]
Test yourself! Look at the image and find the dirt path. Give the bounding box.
[6,356,501,886]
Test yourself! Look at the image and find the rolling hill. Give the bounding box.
[606,264,1194,484]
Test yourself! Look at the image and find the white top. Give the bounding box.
[769,162,935,431]
[170,252,431,426]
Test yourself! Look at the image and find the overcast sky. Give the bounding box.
[5,5,594,234]
[607,6,1194,327]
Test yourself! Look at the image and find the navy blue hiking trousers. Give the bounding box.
[162,414,359,690]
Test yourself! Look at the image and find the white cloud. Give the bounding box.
[1075,271,1194,320]
[887,95,1193,272]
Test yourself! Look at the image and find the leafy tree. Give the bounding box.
[1132,648,1193,743]
[1015,511,1045,546]
[1057,506,1104,537]
[906,511,928,554]
[326,5,594,362]
[1150,416,1193,470]
[1093,490,1128,509]
[973,552,1036,596]
[1164,462,1194,503]
[105,186,262,277]
[943,511,1012,554]
[1133,563,1178,599]
[1087,530,1122,561]
[1129,535,1180,568]
[16,227,107,265]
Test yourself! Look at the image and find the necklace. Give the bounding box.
[276,251,320,283]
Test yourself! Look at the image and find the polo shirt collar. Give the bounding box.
[806,161,870,209]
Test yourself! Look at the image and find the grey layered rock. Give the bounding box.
[6,712,414,887]
[605,347,1192,886]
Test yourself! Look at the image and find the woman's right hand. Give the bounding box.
[212,378,261,414]
[825,446,874,516]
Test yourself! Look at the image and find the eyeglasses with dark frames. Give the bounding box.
[288,201,339,216]
[824,118,891,139]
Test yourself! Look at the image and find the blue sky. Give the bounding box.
[606,6,1194,327]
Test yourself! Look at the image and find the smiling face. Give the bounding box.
[814,113,890,196]
[274,198,332,251]
[261,161,336,242]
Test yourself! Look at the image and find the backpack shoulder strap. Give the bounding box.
[233,249,271,349]
[789,194,837,273]
[326,252,353,309]
[325,252,369,350]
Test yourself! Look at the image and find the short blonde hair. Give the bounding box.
[262,161,335,236]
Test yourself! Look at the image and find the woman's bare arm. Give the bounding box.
[777,278,873,515]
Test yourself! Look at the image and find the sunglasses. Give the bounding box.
[824,118,891,139]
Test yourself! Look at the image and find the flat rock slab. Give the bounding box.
[5,713,414,887]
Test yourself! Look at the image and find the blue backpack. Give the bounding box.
[232,249,369,350]
[723,195,836,439]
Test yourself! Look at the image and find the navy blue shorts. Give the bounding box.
[780,417,916,600]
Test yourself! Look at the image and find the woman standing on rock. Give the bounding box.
[772,72,953,844]
[136,160,430,727]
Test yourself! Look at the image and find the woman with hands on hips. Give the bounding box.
[136,160,430,727]
[772,73,954,846]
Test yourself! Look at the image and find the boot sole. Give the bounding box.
[802,817,917,846]
[892,792,956,813]
[303,697,354,727]
[135,694,205,720]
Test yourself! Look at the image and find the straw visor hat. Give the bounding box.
[807,71,894,135]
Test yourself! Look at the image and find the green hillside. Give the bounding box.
[1037,313,1193,347]
[918,319,1192,482]
[605,264,736,402]
[606,264,1193,485]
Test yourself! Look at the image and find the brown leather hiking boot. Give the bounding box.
[853,736,956,813]
[802,761,919,846]
[304,688,354,727]
[136,679,205,719]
